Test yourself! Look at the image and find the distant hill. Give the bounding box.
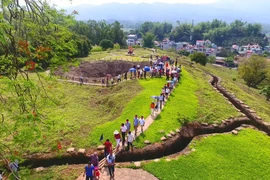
[67,1,270,24]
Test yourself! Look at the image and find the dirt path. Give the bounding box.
[76,167,158,180]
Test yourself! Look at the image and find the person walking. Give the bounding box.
[139,116,145,133]
[106,151,116,178]
[117,74,121,83]
[83,161,95,180]
[120,123,127,147]
[150,101,155,116]
[124,72,127,80]
[125,119,131,134]
[159,93,164,109]
[127,131,134,153]
[89,152,99,167]
[133,115,139,136]
[79,76,84,85]
[103,139,112,157]
[114,130,121,152]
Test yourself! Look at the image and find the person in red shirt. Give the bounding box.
[114,130,121,152]
[150,101,155,116]
[103,139,112,157]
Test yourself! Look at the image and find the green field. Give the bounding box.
[143,129,270,180]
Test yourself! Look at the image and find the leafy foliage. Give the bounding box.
[190,52,208,66]
[177,50,190,57]
[261,86,270,100]
[72,20,126,47]
[142,32,156,48]
[171,19,268,46]
[238,55,268,87]
[0,0,82,161]
[99,39,114,50]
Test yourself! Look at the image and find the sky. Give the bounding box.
[51,0,218,7]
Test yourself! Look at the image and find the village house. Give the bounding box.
[126,34,142,46]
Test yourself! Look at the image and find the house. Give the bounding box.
[126,34,142,46]
[196,40,205,47]
[161,38,172,50]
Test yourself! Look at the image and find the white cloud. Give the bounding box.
[51,0,217,7]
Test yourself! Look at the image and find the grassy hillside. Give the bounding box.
[202,64,270,122]
[134,67,240,147]
[143,129,270,180]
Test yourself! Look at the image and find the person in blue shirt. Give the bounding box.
[133,115,139,136]
[83,161,95,180]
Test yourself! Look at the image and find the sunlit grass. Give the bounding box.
[143,129,270,180]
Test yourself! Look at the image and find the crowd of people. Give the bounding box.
[99,55,181,86]
[81,55,182,180]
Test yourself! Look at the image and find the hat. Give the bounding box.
[114,130,119,135]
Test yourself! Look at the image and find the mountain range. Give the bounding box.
[66,1,270,25]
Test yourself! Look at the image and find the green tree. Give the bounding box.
[99,39,114,50]
[142,32,156,48]
[190,52,208,66]
[0,0,78,163]
[238,55,268,87]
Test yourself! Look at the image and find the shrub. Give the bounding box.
[190,52,208,66]
[91,46,103,52]
[177,50,190,57]
[99,39,114,50]
[114,43,120,50]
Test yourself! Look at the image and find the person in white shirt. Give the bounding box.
[117,74,121,82]
[165,88,170,99]
[139,116,145,133]
[120,123,127,146]
[127,131,134,152]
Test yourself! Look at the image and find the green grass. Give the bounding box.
[143,129,270,180]
[19,164,82,180]
[134,69,199,147]
[81,48,179,62]
[202,64,270,122]
[88,78,166,146]
[186,66,240,122]
[134,67,240,147]
[0,74,143,154]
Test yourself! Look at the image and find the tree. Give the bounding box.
[190,52,208,66]
[0,0,79,164]
[142,32,156,48]
[238,55,268,87]
[99,39,114,50]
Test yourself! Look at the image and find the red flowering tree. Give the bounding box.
[0,0,78,164]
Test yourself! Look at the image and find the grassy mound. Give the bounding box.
[143,129,270,180]
[88,78,165,146]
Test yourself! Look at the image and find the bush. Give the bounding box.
[114,43,120,50]
[190,52,208,66]
[177,50,190,57]
[99,39,114,50]
[208,56,216,64]
[91,46,103,52]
